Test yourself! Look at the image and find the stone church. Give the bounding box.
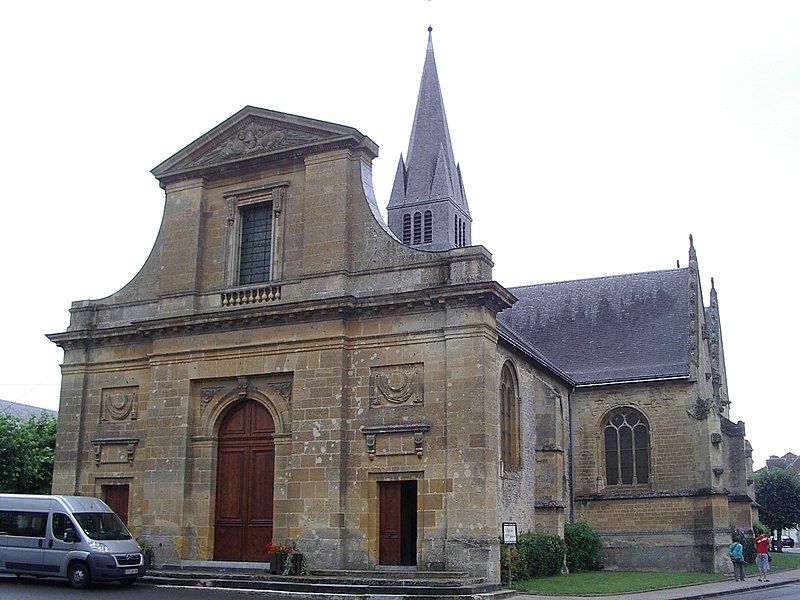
[48,32,755,582]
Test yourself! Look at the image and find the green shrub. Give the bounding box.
[513,532,566,580]
[742,536,756,564]
[137,538,155,568]
[564,520,602,572]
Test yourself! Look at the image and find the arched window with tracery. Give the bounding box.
[413,212,422,245]
[500,362,521,472]
[402,214,411,244]
[603,408,650,485]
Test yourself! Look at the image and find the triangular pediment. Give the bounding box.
[152,106,377,184]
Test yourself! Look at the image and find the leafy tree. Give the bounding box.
[755,467,800,552]
[0,413,57,494]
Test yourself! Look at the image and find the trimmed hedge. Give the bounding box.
[510,533,566,580]
[564,520,602,572]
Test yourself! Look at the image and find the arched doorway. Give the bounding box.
[214,399,275,561]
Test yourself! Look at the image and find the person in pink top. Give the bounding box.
[754,533,771,581]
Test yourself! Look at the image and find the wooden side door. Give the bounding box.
[379,481,401,565]
[214,400,275,562]
[101,484,130,524]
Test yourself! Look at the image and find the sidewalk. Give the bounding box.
[512,568,800,600]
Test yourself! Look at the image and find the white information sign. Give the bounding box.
[502,522,518,545]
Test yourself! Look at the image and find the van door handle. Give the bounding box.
[38,539,43,548]
[48,539,53,548]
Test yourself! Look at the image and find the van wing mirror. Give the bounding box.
[64,529,78,543]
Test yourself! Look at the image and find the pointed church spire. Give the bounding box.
[387,28,472,250]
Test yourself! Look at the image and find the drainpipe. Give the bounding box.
[567,385,576,523]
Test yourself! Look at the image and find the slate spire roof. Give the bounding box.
[388,29,470,217]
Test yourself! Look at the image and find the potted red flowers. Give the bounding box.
[266,542,292,574]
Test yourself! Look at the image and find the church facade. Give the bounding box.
[48,33,754,582]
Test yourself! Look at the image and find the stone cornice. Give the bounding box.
[576,487,729,502]
[47,281,514,350]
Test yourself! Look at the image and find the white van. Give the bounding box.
[0,494,146,588]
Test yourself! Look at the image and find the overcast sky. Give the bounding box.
[1,1,798,469]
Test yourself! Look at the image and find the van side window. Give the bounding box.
[52,513,77,541]
[0,511,48,537]
[0,510,12,534]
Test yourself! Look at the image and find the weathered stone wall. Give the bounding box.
[50,114,514,582]
[572,379,732,573]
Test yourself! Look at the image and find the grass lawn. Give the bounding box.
[745,551,800,576]
[513,571,726,596]
[512,553,800,596]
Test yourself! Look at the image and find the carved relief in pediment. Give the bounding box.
[189,121,322,167]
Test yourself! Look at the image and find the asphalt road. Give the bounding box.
[721,582,800,599]
[0,578,284,600]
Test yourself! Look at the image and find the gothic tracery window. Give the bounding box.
[603,408,650,485]
[500,362,521,472]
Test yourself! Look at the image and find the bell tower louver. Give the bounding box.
[387,28,472,250]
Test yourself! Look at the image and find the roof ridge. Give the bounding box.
[508,267,689,291]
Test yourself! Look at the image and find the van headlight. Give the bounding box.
[88,540,110,553]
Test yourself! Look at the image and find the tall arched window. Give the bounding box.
[423,210,432,243]
[454,215,458,245]
[460,221,466,246]
[402,214,411,244]
[603,408,650,485]
[413,212,422,244]
[500,362,521,472]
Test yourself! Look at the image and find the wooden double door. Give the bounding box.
[214,400,275,562]
[379,480,417,566]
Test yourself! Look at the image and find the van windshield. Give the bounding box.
[73,512,132,541]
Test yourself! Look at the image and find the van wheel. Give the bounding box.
[68,562,91,589]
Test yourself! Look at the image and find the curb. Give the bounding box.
[671,575,800,600]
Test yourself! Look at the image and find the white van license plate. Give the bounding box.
[124,568,138,575]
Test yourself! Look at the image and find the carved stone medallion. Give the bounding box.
[371,364,423,406]
[101,387,138,422]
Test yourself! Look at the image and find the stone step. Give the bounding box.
[148,572,486,587]
[144,561,497,600]
[144,575,496,596]
[158,562,473,581]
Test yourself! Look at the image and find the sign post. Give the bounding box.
[501,522,518,587]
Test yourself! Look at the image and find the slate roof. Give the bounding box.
[0,399,57,419]
[498,269,692,385]
[387,30,469,216]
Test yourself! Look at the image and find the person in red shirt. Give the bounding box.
[754,533,771,581]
